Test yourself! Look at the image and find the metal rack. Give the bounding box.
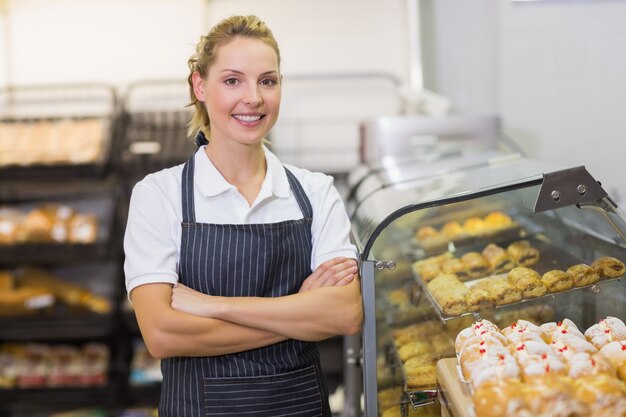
[0,83,118,178]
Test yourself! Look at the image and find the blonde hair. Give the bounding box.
[186,15,281,139]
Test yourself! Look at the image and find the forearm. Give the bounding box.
[213,278,363,341]
[132,284,286,358]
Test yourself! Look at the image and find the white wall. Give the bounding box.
[1,0,205,87]
[422,0,626,202]
[0,0,409,172]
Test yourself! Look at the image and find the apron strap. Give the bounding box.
[284,167,314,220]
[181,154,196,224]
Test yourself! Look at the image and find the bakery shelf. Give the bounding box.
[411,233,624,324]
[0,311,116,340]
[0,242,113,264]
[0,385,118,413]
[0,84,119,180]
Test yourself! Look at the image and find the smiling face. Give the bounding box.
[192,36,281,148]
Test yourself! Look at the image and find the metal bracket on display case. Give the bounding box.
[534,166,608,214]
[374,260,397,270]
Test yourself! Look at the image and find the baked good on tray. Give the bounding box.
[507,267,547,298]
[426,274,469,316]
[591,256,626,278]
[481,243,515,274]
[506,240,540,267]
[567,264,600,287]
[472,276,522,306]
[541,269,574,293]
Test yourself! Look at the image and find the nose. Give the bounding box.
[243,84,262,106]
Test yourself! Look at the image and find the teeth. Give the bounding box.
[234,115,262,122]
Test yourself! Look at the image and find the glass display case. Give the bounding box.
[351,154,626,417]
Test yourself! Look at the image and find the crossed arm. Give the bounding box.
[131,257,363,359]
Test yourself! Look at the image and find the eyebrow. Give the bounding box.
[220,69,278,76]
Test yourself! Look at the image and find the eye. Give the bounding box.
[260,78,277,87]
[224,78,239,86]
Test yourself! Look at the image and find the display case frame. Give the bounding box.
[354,157,626,417]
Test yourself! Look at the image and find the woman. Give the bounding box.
[123,15,363,417]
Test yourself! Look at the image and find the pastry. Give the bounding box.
[397,341,432,362]
[484,211,514,229]
[441,258,469,281]
[415,225,439,241]
[507,267,547,298]
[540,270,574,293]
[377,386,403,410]
[591,256,626,278]
[405,364,436,390]
[481,243,514,274]
[574,374,626,405]
[463,217,487,235]
[567,264,600,287]
[68,213,98,243]
[461,251,490,279]
[541,319,585,342]
[472,276,522,306]
[426,274,469,316]
[466,287,494,312]
[599,340,626,380]
[585,317,626,349]
[412,261,440,283]
[520,353,567,381]
[506,240,540,267]
[472,379,527,417]
[568,352,616,378]
[441,221,464,238]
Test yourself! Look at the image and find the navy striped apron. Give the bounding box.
[159,153,331,417]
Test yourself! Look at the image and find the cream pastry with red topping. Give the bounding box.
[550,337,597,361]
[520,353,567,381]
[567,352,616,378]
[540,319,586,342]
[585,317,626,349]
[599,340,626,380]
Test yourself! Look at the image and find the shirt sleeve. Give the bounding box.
[309,174,358,270]
[123,180,180,297]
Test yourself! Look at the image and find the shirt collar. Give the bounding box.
[193,145,291,199]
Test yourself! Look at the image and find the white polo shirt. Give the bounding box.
[123,145,357,295]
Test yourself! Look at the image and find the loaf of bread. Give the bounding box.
[19,268,111,314]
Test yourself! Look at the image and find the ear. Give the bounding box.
[191,71,206,102]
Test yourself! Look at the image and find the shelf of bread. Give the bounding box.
[0,199,119,263]
[439,316,626,417]
[413,210,523,257]
[0,267,116,339]
[412,232,625,322]
[0,117,113,179]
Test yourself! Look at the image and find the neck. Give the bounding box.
[204,141,267,205]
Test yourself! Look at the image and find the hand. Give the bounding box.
[171,283,219,318]
[299,257,358,293]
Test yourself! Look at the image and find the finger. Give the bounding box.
[335,274,355,286]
